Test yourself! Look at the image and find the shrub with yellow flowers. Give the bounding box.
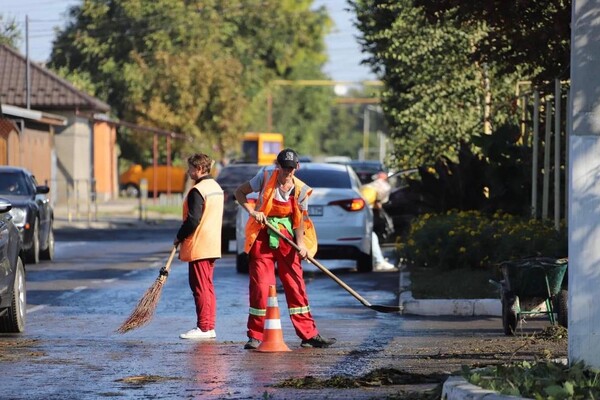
[397,210,567,270]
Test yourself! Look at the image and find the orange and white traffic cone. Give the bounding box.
[256,285,292,352]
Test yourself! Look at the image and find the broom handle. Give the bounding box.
[264,221,373,307]
[161,245,179,275]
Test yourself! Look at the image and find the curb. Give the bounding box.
[398,271,501,317]
[442,376,530,400]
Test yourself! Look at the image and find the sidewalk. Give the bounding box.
[53,197,180,230]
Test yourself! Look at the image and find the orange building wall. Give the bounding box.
[93,121,117,200]
[0,119,20,166]
[20,127,52,186]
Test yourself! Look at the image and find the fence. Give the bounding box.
[517,78,569,230]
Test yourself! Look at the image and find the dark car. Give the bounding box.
[216,163,263,253]
[0,198,26,333]
[328,159,387,185]
[0,167,54,264]
[383,168,420,236]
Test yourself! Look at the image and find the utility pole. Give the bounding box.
[25,15,31,109]
[569,0,600,369]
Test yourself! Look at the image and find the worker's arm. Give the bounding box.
[174,188,204,245]
[235,182,266,224]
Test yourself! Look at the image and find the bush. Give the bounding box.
[398,210,567,270]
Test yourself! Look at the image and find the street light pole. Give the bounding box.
[362,107,370,161]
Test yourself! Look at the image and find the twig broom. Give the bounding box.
[116,245,178,333]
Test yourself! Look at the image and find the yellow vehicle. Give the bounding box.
[119,164,188,197]
[241,132,284,165]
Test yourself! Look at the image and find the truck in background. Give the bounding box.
[119,164,188,198]
[241,132,284,165]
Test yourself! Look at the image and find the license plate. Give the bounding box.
[308,205,323,216]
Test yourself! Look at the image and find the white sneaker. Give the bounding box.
[375,260,398,271]
[179,328,216,340]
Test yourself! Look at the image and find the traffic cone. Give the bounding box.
[256,285,292,352]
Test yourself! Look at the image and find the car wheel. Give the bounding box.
[40,220,55,261]
[24,218,40,264]
[124,184,140,198]
[356,250,373,272]
[236,253,249,274]
[0,257,26,333]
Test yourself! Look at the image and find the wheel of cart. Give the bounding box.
[501,290,519,335]
[494,257,567,336]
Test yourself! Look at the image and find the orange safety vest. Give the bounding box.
[244,169,318,257]
[179,178,224,262]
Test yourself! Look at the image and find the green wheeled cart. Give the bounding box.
[494,257,568,336]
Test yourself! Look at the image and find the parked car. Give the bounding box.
[0,198,26,333]
[119,164,188,198]
[383,168,420,236]
[236,163,373,273]
[0,166,54,264]
[327,159,387,185]
[216,163,263,253]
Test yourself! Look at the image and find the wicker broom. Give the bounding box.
[116,245,178,333]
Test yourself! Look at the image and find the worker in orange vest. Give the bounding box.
[234,148,336,350]
[175,153,224,340]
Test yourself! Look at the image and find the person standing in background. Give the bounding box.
[176,153,224,340]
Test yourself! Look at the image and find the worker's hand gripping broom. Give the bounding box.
[116,245,178,333]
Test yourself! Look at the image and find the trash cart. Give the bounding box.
[492,257,568,336]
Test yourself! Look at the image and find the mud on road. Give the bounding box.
[0,323,567,399]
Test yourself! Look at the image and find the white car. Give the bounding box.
[235,163,373,273]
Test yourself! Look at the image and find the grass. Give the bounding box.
[408,266,500,299]
[146,204,182,216]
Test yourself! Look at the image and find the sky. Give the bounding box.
[1,0,377,83]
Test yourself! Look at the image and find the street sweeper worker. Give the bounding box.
[234,148,336,350]
[174,153,224,340]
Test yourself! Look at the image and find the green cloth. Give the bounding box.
[266,216,293,248]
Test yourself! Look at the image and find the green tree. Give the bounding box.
[350,0,521,169]
[0,15,20,48]
[414,0,571,84]
[49,0,332,163]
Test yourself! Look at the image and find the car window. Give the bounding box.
[216,166,262,186]
[295,169,352,189]
[0,172,32,195]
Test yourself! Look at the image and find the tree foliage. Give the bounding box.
[0,15,20,48]
[49,0,332,163]
[414,0,571,84]
[350,0,523,169]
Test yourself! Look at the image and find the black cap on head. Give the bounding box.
[277,148,299,168]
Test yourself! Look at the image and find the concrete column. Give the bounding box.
[568,0,600,368]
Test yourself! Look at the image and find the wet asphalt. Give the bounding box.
[0,216,556,399]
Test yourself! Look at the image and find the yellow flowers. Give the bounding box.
[397,209,567,270]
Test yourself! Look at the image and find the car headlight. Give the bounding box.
[9,207,27,228]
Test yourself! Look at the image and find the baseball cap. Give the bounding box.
[277,148,299,168]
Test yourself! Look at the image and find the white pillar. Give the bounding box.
[568,0,600,368]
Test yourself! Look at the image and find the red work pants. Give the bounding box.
[247,228,319,341]
[188,258,216,331]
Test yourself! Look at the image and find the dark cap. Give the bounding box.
[277,148,299,168]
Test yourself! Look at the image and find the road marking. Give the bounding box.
[57,286,88,299]
[27,305,46,314]
[102,278,117,283]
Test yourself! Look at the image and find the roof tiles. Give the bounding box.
[0,44,109,112]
